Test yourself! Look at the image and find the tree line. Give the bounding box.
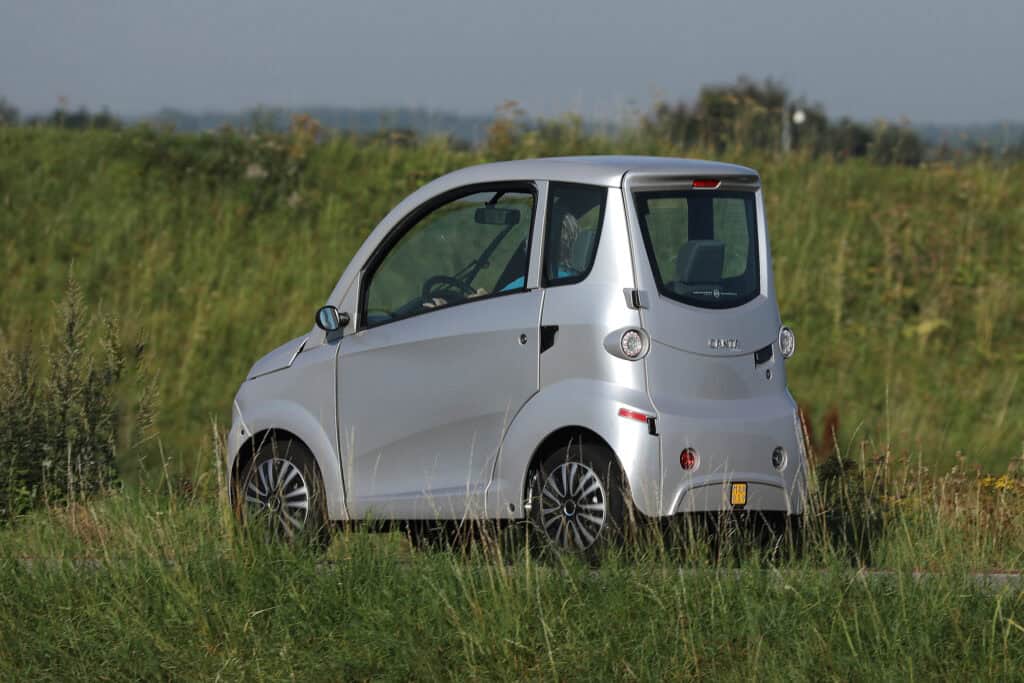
[3,77,1023,163]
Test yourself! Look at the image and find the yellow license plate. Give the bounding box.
[730,483,748,507]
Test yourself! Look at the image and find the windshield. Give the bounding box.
[633,190,760,309]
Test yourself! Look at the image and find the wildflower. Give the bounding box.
[245,163,268,180]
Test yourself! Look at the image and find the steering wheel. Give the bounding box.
[421,275,476,301]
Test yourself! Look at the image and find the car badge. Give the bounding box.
[708,338,740,350]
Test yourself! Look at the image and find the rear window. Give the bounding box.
[633,190,759,309]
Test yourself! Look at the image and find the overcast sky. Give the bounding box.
[1,0,1021,123]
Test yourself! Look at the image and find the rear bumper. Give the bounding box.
[654,394,807,516]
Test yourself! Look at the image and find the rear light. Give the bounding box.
[604,327,650,361]
[772,447,787,471]
[778,326,796,359]
[679,448,698,471]
[692,179,721,189]
[619,329,647,359]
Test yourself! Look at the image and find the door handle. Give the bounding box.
[540,325,559,354]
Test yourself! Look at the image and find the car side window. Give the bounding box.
[542,183,606,287]
[363,187,535,327]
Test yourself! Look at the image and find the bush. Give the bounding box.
[0,276,156,518]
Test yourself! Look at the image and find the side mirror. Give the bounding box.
[315,306,350,333]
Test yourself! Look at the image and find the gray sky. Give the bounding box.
[2,0,1021,123]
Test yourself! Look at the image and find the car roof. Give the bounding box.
[431,155,759,189]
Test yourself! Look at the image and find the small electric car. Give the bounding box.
[228,156,806,552]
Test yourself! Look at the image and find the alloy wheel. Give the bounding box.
[243,458,311,538]
[539,461,608,550]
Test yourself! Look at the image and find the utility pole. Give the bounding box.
[781,100,792,154]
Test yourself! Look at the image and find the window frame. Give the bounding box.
[632,189,761,310]
[358,181,538,331]
[540,182,607,289]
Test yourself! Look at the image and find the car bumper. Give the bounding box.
[653,395,807,517]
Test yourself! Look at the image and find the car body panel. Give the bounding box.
[229,340,348,520]
[246,335,309,380]
[337,289,542,519]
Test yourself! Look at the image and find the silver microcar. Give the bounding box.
[228,156,806,552]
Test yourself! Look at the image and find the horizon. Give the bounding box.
[7,100,1024,132]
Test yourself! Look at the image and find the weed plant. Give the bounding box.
[0,275,154,518]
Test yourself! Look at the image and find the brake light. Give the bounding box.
[692,179,720,189]
[618,407,651,423]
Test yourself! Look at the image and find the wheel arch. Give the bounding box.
[488,379,663,519]
[231,428,322,501]
[521,426,625,502]
[229,396,348,520]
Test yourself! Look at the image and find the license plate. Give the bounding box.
[730,483,747,507]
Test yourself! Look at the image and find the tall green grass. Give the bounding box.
[1,126,1023,479]
[2,445,1023,680]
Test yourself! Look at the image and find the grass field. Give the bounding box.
[2,124,1024,679]
[2,449,1024,680]
[2,125,1023,476]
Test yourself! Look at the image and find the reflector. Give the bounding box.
[680,448,698,470]
[617,407,650,423]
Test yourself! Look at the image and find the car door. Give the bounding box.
[338,184,542,519]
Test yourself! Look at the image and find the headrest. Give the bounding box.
[572,229,597,270]
[676,240,725,284]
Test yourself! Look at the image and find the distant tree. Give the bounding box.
[0,97,18,126]
[533,113,587,156]
[642,100,699,149]
[829,118,874,159]
[642,77,797,153]
[35,106,121,130]
[485,100,528,160]
[788,100,830,154]
[869,123,924,166]
[695,76,788,152]
[245,106,286,134]
[1007,135,1024,161]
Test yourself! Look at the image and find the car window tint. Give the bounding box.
[633,190,759,309]
[364,189,534,327]
[543,183,606,286]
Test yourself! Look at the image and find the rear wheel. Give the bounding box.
[530,438,630,558]
[237,438,330,548]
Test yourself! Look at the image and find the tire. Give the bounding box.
[530,437,630,559]
[237,437,331,549]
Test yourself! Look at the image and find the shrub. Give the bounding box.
[0,275,156,518]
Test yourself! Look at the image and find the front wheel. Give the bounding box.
[530,438,630,558]
[237,438,330,549]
